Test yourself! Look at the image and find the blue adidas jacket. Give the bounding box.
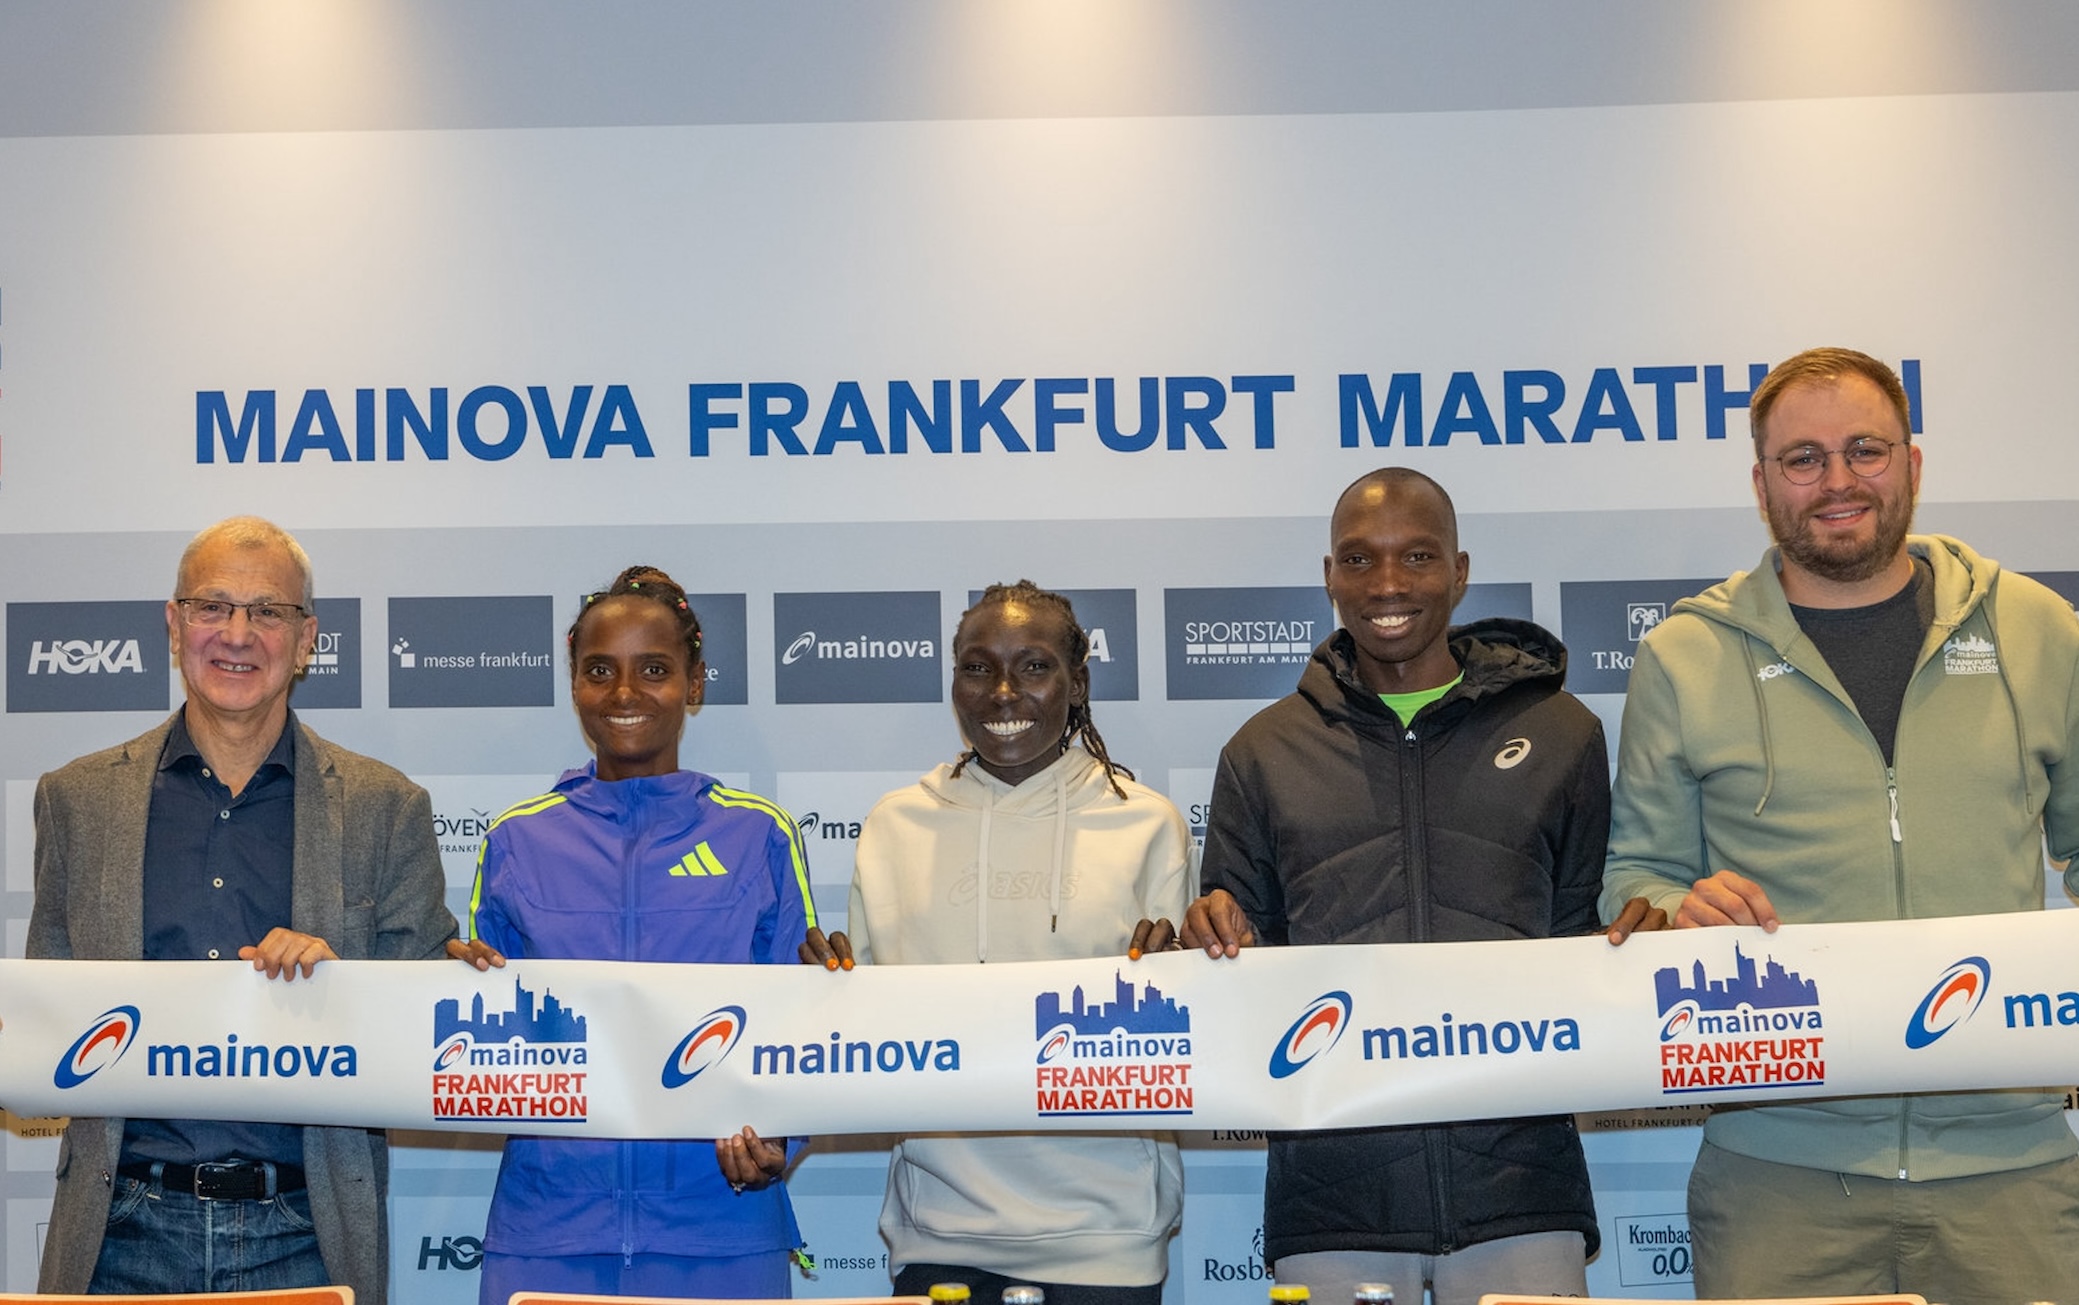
[468,764,815,1262]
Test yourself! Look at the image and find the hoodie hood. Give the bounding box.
[1673,534,1995,650]
[1300,616,1570,727]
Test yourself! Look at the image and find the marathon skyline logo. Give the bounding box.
[1904,956,1991,1049]
[1268,991,1351,1079]
[289,597,359,710]
[53,1006,142,1089]
[663,1006,748,1087]
[7,601,169,713]
[1034,971,1193,1117]
[430,977,588,1121]
[773,590,941,704]
[1559,578,1721,693]
[1655,944,1825,1094]
[1940,631,1998,677]
[388,595,553,708]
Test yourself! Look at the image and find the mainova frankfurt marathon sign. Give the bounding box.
[2,912,2073,1136]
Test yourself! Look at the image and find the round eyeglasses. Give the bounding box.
[1762,437,1902,486]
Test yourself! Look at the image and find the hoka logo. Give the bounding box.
[669,841,730,877]
[1755,660,1797,683]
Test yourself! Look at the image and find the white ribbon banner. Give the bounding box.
[2,913,2074,1137]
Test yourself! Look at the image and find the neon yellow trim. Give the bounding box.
[467,792,567,935]
[709,786,819,929]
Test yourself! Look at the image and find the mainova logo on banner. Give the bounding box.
[966,587,1138,701]
[1558,578,1724,694]
[388,597,554,708]
[1450,582,1534,626]
[288,597,359,710]
[6,601,168,713]
[684,592,748,706]
[773,591,941,704]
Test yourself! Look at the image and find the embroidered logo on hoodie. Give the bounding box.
[1941,632,1998,676]
[1755,660,1797,683]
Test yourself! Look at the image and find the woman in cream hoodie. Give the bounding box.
[802,580,1191,1305]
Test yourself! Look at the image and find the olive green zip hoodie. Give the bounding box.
[1601,534,2079,1180]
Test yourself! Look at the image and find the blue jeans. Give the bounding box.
[88,1168,328,1294]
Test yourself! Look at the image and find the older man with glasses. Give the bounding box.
[26,515,474,1304]
[1601,349,2079,1305]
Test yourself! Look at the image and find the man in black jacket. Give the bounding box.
[1181,468,1609,1305]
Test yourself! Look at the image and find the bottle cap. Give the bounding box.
[1002,1288,1045,1305]
[929,1286,972,1304]
[1269,1288,1312,1302]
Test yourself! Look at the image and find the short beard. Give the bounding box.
[1768,486,1915,585]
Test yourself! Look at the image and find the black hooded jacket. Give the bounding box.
[1201,618,1608,1260]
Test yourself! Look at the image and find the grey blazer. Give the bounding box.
[26,714,457,1304]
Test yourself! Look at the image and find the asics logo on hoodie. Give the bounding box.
[1493,738,1532,769]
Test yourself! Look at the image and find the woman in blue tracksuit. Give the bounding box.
[464,565,817,1302]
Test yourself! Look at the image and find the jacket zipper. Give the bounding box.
[621,787,644,1262]
[1400,722,1453,1247]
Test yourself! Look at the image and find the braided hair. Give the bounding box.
[567,564,703,669]
[948,579,1134,800]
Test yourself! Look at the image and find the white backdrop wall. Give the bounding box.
[3,4,2078,1302]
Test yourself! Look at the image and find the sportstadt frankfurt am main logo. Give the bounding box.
[1268,992,1352,1079]
[1902,956,1992,1049]
[54,1006,142,1089]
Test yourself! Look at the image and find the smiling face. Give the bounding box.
[167,537,317,735]
[570,595,703,781]
[1751,373,1922,606]
[1324,475,1470,694]
[951,599,1089,788]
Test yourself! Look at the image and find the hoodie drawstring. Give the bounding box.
[1744,638,1777,816]
[1049,764,1068,933]
[974,786,994,962]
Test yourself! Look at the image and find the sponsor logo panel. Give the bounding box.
[6,601,168,713]
[1612,1212,1695,1287]
[1034,971,1193,1118]
[1559,579,1722,693]
[1164,586,1330,701]
[388,596,554,708]
[967,586,1139,701]
[1653,944,1824,1095]
[684,592,747,706]
[1168,767,1215,855]
[2025,569,2079,612]
[289,597,360,709]
[430,977,588,1121]
[772,591,941,704]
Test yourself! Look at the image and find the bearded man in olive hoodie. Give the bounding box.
[1601,348,2079,1305]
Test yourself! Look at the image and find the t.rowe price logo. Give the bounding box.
[430,977,589,1122]
[1034,971,1193,1118]
[1904,957,1992,1049]
[1268,991,1351,1079]
[1654,944,1825,1094]
[54,1006,142,1089]
[663,1006,748,1088]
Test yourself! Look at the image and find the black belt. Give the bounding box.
[119,1159,305,1201]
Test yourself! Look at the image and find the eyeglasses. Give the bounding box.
[1762,437,1903,486]
[173,598,309,631]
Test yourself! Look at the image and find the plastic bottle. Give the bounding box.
[1002,1288,1045,1305]
[1353,1284,1395,1305]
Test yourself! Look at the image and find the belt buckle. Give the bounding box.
[192,1160,267,1201]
